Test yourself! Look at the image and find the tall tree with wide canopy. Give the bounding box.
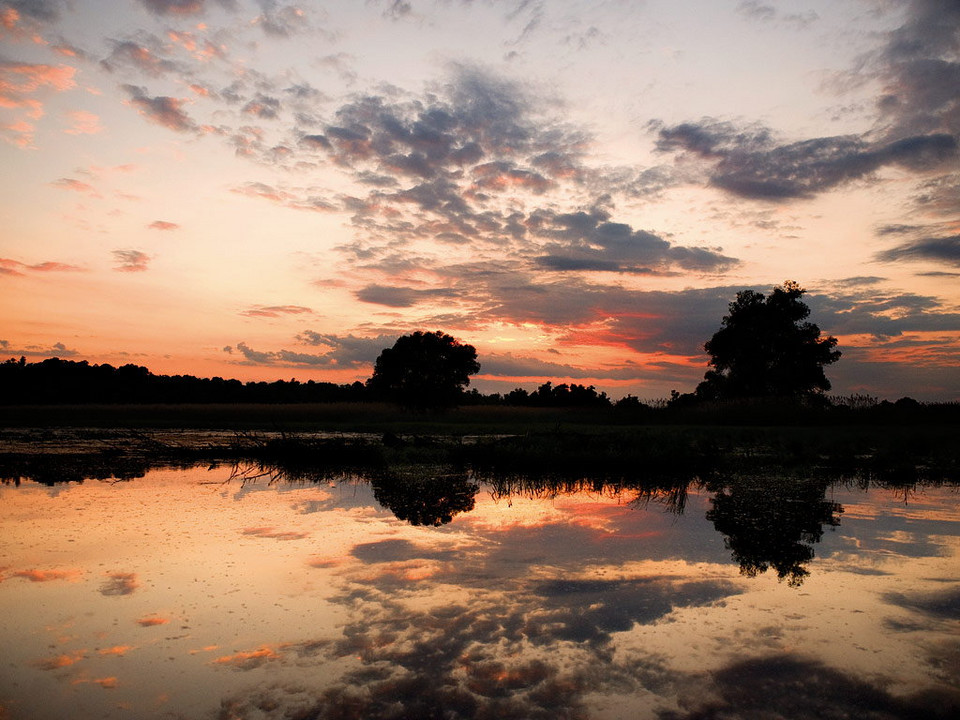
[696,281,840,400]
[367,331,480,410]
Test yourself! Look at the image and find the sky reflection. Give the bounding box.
[1,467,958,719]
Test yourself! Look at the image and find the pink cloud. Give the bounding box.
[148,220,180,231]
[0,259,82,281]
[0,61,76,117]
[64,110,103,135]
[10,568,81,582]
[51,177,100,196]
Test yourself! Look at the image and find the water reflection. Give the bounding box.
[705,476,843,586]
[2,460,959,719]
[371,470,478,526]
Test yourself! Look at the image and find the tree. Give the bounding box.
[696,281,840,400]
[367,330,480,410]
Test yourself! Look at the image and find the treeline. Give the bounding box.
[2,358,957,425]
[0,357,367,405]
[0,357,618,408]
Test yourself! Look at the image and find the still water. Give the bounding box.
[1,465,958,719]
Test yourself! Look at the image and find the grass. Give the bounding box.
[0,402,623,434]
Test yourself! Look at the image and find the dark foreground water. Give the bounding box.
[1,465,958,719]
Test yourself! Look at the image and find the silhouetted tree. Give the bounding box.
[696,281,840,400]
[366,331,480,410]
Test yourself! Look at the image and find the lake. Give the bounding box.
[1,463,959,719]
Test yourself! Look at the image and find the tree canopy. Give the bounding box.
[696,281,840,401]
[366,330,481,410]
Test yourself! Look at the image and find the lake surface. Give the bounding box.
[2,464,959,719]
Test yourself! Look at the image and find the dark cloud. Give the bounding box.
[877,0,960,141]
[479,352,666,382]
[242,93,281,119]
[736,1,818,28]
[122,84,198,133]
[655,2,960,206]
[355,284,460,308]
[884,585,960,621]
[655,119,957,200]
[530,207,737,274]
[99,572,139,596]
[875,235,960,267]
[137,0,235,16]
[660,654,960,720]
[295,331,393,366]
[528,577,740,646]
[101,37,182,77]
[1,0,63,22]
[112,249,151,272]
[0,340,78,357]
[226,333,392,369]
[253,2,308,37]
[352,539,460,563]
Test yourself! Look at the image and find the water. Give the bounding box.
[1,465,958,719]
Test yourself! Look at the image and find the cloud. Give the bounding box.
[662,654,957,720]
[253,2,309,37]
[112,249,151,272]
[136,615,169,626]
[736,1,818,28]
[655,119,957,200]
[652,2,960,207]
[102,37,183,77]
[32,651,85,670]
[875,235,960,267]
[296,331,394,366]
[0,60,76,145]
[1,1,64,22]
[212,644,282,670]
[99,572,139,596]
[531,207,737,274]
[50,177,99,195]
[137,0,235,16]
[148,220,179,231]
[227,340,335,367]
[231,181,338,212]
[355,284,461,308]
[239,304,312,317]
[10,568,80,582]
[241,526,308,540]
[0,340,78,357]
[0,256,84,275]
[122,84,198,133]
[883,585,960,621]
[63,110,102,135]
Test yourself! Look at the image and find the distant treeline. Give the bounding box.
[0,357,616,408]
[2,357,957,424]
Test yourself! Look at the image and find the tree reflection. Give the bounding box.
[706,475,842,586]
[371,471,479,526]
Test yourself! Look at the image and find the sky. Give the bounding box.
[0,0,958,400]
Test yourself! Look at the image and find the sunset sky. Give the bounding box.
[1,0,958,400]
